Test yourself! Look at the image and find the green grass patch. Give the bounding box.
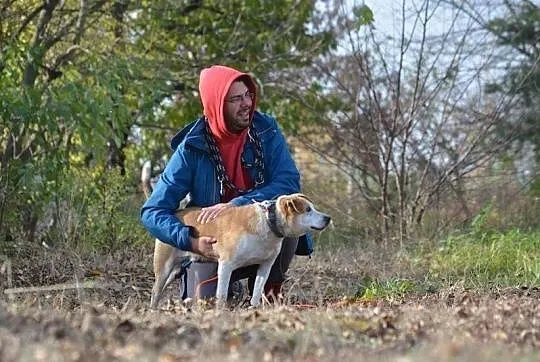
[428,228,540,288]
[354,276,418,300]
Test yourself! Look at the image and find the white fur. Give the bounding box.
[217,230,283,307]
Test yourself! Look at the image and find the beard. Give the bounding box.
[226,108,251,133]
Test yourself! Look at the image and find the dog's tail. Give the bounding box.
[141,160,153,199]
[141,160,191,207]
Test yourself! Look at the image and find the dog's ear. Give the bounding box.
[290,197,306,214]
[280,195,307,216]
[295,193,313,203]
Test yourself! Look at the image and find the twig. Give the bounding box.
[3,281,119,294]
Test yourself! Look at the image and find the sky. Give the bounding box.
[335,0,537,180]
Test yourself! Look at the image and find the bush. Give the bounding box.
[44,167,148,251]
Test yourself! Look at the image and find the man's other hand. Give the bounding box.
[190,236,219,260]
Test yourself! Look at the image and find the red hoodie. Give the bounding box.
[198,65,258,202]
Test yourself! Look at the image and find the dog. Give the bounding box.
[141,161,331,308]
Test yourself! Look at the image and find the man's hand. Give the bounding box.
[197,202,233,224]
[190,236,219,261]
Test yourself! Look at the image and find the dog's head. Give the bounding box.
[276,193,331,237]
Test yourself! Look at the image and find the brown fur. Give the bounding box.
[150,202,268,308]
[175,205,260,261]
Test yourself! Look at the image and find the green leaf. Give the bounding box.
[353,4,374,27]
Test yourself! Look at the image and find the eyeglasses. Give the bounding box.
[225,91,255,104]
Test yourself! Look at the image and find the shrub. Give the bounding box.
[41,167,148,252]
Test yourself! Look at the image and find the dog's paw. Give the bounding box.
[249,298,261,308]
[215,299,228,310]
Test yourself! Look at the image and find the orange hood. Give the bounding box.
[198,65,257,141]
[198,65,258,201]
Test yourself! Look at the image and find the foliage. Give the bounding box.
[0,0,335,246]
[486,1,539,102]
[483,1,540,182]
[0,52,160,243]
[352,4,374,27]
[45,167,148,251]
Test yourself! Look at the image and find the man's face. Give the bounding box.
[224,81,253,133]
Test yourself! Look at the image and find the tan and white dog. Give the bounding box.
[141,162,331,308]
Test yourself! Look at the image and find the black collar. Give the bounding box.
[261,201,284,238]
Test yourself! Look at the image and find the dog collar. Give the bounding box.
[260,200,284,238]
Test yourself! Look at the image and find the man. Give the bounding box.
[140,64,312,301]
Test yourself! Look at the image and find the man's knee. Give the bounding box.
[184,261,218,299]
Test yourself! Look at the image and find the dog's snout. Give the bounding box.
[323,215,331,226]
[311,214,331,231]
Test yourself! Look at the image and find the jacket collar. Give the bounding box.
[170,111,272,152]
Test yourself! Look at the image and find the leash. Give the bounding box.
[203,118,265,196]
[194,274,219,299]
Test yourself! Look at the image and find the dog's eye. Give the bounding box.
[305,206,311,212]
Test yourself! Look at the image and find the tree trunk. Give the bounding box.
[105,0,129,174]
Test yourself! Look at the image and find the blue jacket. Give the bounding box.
[140,111,313,255]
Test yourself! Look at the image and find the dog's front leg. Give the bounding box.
[250,258,276,307]
[216,261,233,308]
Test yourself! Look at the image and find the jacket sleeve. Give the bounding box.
[229,121,300,207]
[140,147,194,251]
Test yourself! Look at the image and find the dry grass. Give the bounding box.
[0,242,538,361]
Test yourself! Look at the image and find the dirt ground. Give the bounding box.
[0,245,538,361]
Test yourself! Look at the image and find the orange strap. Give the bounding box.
[194,274,218,299]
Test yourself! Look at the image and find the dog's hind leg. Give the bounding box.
[150,261,174,309]
[150,255,187,309]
